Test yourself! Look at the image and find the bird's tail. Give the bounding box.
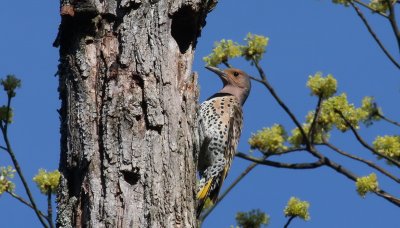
[196,177,215,218]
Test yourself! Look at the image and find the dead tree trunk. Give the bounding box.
[55,1,213,227]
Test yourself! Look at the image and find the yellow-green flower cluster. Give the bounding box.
[203,39,242,66]
[356,173,378,197]
[369,0,389,13]
[284,197,310,221]
[288,123,327,147]
[203,33,269,66]
[0,166,15,194]
[332,0,350,6]
[242,33,269,62]
[33,169,61,194]
[317,93,369,132]
[1,75,21,98]
[306,72,337,99]
[360,96,381,125]
[0,106,13,123]
[235,209,269,228]
[248,124,288,153]
[373,135,400,163]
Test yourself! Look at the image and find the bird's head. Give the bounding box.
[206,66,251,105]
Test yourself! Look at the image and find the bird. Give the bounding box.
[197,66,251,217]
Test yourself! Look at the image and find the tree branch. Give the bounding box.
[377,113,400,127]
[322,156,400,207]
[200,160,261,221]
[324,141,400,184]
[308,96,323,144]
[0,97,49,228]
[354,0,388,17]
[284,216,296,228]
[252,60,312,150]
[385,0,400,52]
[349,1,400,69]
[236,152,324,169]
[261,147,309,157]
[335,110,400,168]
[6,191,47,219]
[222,61,233,68]
[47,190,55,228]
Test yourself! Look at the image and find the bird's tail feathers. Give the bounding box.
[196,177,214,218]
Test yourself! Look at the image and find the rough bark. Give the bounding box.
[55,0,213,227]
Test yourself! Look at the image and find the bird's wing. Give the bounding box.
[209,100,243,203]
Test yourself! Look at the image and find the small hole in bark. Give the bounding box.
[122,170,140,185]
[171,6,199,54]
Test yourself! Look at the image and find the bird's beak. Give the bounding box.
[205,66,228,82]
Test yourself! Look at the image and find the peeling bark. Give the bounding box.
[55,0,215,227]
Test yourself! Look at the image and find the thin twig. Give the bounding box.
[47,190,55,228]
[324,140,400,184]
[322,156,400,206]
[308,96,323,144]
[236,152,324,169]
[267,147,309,156]
[335,110,400,168]
[354,0,388,17]
[349,1,400,69]
[7,191,47,219]
[252,60,312,150]
[284,216,295,228]
[385,0,400,52]
[375,189,400,205]
[0,97,49,228]
[200,160,261,221]
[377,113,400,127]
[0,145,8,151]
[222,61,233,68]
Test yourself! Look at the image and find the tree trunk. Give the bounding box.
[55,0,212,227]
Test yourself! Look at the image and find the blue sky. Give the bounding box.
[0,0,399,227]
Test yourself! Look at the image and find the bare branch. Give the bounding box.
[322,157,400,206]
[324,141,400,184]
[375,189,400,205]
[252,60,313,150]
[308,96,323,144]
[236,152,324,169]
[377,113,400,127]
[222,61,233,68]
[335,110,400,168]
[47,190,55,228]
[200,160,260,221]
[284,216,296,228]
[349,1,400,69]
[385,0,400,52]
[0,99,49,228]
[7,191,47,219]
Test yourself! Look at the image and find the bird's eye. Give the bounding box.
[233,72,239,77]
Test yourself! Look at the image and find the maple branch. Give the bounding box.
[335,110,400,168]
[349,1,400,69]
[324,140,400,184]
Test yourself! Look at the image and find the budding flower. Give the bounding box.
[203,39,242,67]
[284,197,310,221]
[307,72,337,99]
[248,124,288,153]
[356,173,378,197]
[1,75,21,98]
[373,136,400,164]
[33,169,61,194]
[242,33,269,63]
[0,166,15,195]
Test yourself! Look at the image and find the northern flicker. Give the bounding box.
[197,66,251,217]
